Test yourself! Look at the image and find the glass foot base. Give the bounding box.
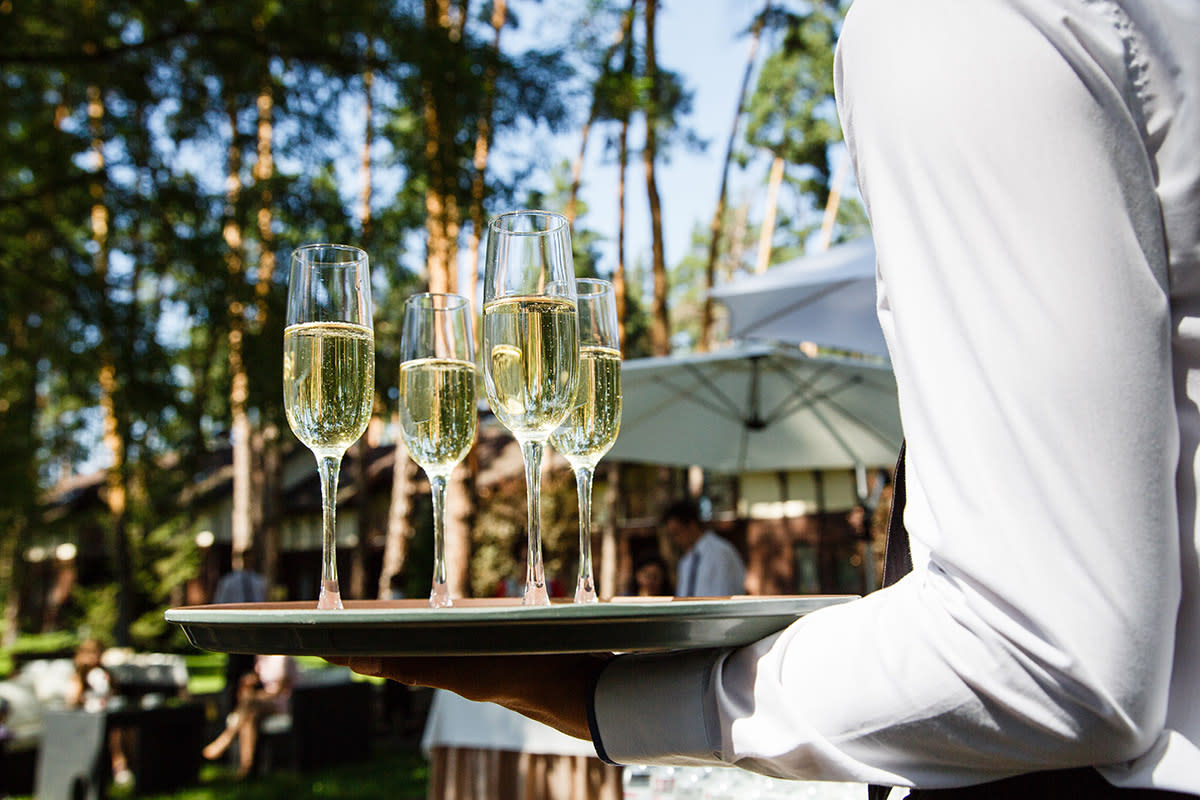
[318,581,343,610]
[574,577,598,604]
[430,583,453,608]
[523,582,551,606]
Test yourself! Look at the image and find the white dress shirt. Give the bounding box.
[213,568,267,604]
[592,0,1200,792]
[676,531,746,598]
[681,527,744,597]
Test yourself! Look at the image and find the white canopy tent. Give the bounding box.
[709,238,887,359]
[607,343,901,475]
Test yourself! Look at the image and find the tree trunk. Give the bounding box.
[453,1,509,600]
[701,2,767,350]
[258,426,282,592]
[815,150,849,252]
[599,3,639,597]
[642,0,670,357]
[0,523,26,646]
[614,113,630,328]
[380,431,417,599]
[642,0,677,517]
[423,0,460,295]
[349,66,377,602]
[360,66,374,239]
[348,439,372,600]
[253,86,276,311]
[98,360,134,646]
[224,101,253,569]
[599,462,622,599]
[87,85,135,646]
[383,0,464,598]
[754,154,785,273]
[726,202,749,278]
[444,461,474,599]
[0,325,36,645]
[252,84,282,589]
[612,1,638,329]
[466,0,505,293]
[420,0,473,597]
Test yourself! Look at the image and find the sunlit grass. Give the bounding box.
[11,747,429,800]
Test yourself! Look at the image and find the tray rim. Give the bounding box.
[166,595,853,623]
[164,595,858,656]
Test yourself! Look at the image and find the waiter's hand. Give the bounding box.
[324,653,613,741]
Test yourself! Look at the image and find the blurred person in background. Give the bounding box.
[212,550,267,715]
[203,653,297,777]
[664,499,745,598]
[65,639,133,786]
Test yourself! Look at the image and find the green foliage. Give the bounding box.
[471,461,579,598]
[127,518,204,649]
[619,259,656,359]
[0,631,80,679]
[0,0,578,639]
[740,1,849,254]
[669,224,722,351]
[182,651,227,696]
[71,584,121,646]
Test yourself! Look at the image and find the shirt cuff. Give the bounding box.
[590,649,729,767]
[587,658,616,765]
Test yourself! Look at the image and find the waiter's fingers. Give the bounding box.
[322,653,612,741]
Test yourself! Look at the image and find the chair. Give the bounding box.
[34,711,109,800]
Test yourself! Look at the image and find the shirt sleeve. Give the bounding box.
[592,0,1179,788]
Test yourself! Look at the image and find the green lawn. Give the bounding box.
[11,746,430,800]
[179,653,380,695]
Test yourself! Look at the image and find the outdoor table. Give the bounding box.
[421,689,619,800]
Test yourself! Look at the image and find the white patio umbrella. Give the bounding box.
[607,343,901,474]
[709,238,888,359]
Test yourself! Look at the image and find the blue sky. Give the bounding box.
[557,0,767,275]
[519,0,854,286]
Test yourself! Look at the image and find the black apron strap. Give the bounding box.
[881,441,911,589]
[868,443,910,800]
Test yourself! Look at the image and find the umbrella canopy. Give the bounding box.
[709,238,888,359]
[607,344,901,474]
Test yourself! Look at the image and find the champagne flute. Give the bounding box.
[481,210,578,606]
[284,244,374,610]
[398,293,478,608]
[549,279,622,603]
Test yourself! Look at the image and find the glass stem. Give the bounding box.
[429,473,452,608]
[574,466,598,603]
[520,439,551,606]
[316,453,344,610]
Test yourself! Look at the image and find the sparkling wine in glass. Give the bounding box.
[481,210,578,606]
[549,279,622,603]
[284,244,374,610]
[398,293,478,608]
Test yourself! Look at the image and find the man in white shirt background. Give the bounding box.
[663,499,745,598]
[212,550,268,715]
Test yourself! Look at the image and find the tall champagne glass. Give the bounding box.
[481,211,578,606]
[284,244,374,610]
[549,279,621,603]
[398,293,478,608]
